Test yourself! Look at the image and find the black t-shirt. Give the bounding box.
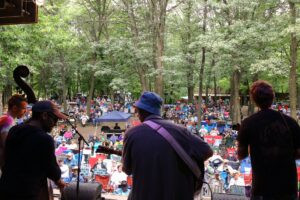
[0,124,61,199]
[238,109,300,196]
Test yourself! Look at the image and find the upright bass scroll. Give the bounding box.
[13,65,37,104]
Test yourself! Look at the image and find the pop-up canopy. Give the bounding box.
[98,111,131,122]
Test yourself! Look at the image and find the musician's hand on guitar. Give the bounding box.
[55,179,68,190]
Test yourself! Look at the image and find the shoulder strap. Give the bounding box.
[143,120,201,179]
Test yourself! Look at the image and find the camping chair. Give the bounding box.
[94,175,113,192]
[127,175,133,188]
[228,185,246,196]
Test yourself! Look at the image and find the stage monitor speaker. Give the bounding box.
[212,193,250,200]
[62,182,102,200]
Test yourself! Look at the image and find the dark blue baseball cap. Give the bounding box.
[134,91,163,116]
[32,100,67,120]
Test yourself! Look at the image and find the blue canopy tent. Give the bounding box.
[98,111,131,122]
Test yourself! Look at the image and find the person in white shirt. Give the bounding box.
[68,140,78,150]
[199,125,208,137]
[210,127,219,136]
[80,113,89,127]
[110,164,127,190]
[58,159,70,182]
[229,170,245,187]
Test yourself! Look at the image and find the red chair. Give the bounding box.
[127,176,133,188]
[242,173,252,186]
[95,175,113,192]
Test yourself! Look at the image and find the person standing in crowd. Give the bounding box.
[114,123,121,130]
[122,91,213,200]
[0,94,27,168]
[0,100,68,200]
[238,80,300,200]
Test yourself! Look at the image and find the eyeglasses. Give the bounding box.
[47,112,58,123]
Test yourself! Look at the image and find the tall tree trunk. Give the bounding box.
[3,84,12,110]
[197,0,207,128]
[0,91,3,115]
[297,83,300,110]
[205,58,215,103]
[184,0,195,104]
[123,0,149,92]
[151,0,168,97]
[214,74,217,100]
[76,67,80,94]
[60,54,67,113]
[289,1,297,119]
[187,78,194,104]
[154,29,165,97]
[86,73,95,116]
[230,69,241,124]
[136,66,149,91]
[197,47,205,127]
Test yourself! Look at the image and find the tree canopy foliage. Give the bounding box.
[1,0,300,120]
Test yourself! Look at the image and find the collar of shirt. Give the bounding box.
[144,114,163,121]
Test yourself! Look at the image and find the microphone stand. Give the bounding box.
[64,117,89,200]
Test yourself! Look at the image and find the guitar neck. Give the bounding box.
[96,146,122,156]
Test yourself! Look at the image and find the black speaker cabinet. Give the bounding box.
[62,182,102,200]
[213,193,250,200]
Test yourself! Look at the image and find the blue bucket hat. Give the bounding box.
[134,91,163,116]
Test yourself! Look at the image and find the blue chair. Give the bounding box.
[201,121,208,126]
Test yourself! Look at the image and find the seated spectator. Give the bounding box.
[58,139,69,149]
[69,166,85,183]
[91,158,107,176]
[63,130,73,141]
[209,151,224,168]
[54,133,64,148]
[92,110,101,126]
[209,172,224,193]
[189,123,198,135]
[210,127,219,136]
[110,164,128,190]
[199,125,208,138]
[114,180,131,196]
[104,159,117,175]
[224,130,235,148]
[89,134,100,144]
[68,139,78,151]
[118,132,125,142]
[64,152,77,168]
[109,134,118,144]
[58,159,70,183]
[80,112,89,127]
[229,171,245,188]
[220,160,235,175]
